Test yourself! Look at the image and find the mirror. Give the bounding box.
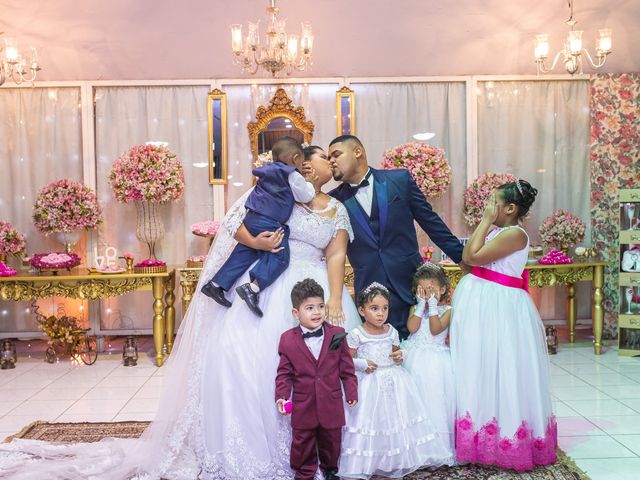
[248,87,314,162]
[208,89,228,184]
[336,86,356,136]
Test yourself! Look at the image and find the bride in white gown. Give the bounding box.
[0,146,361,480]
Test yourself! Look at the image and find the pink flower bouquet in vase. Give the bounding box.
[32,179,102,253]
[539,210,586,256]
[109,144,185,260]
[0,221,27,264]
[381,143,452,200]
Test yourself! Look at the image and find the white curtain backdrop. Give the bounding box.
[352,82,468,241]
[94,85,212,330]
[477,80,591,322]
[0,87,84,332]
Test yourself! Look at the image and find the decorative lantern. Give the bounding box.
[545,326,558,355]
[122,336,138,366]
[0,339,17,369]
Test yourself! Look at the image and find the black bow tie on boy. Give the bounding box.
[349,170,372,195]
[302,328,323,339]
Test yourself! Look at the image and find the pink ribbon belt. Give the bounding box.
[471,266,529,292]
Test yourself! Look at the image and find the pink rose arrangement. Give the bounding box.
[463,173,517,226]
[0,221,27,256]
[0,262,17,277]
[31,252,81,270]
[32,179,102,234]
[134,258,167,267]
[191,220,221,237]
[109,144,185,204]
[539,210,586,253]
[381,142,451,199]
[538,249,573,265]
[420,246,434,262]
[120,252,135,260]
[188,255,206,262]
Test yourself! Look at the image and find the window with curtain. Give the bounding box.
[0,87,83,332]
[94,85,212,330]
[477,80,591,322]
[351,82,468,243]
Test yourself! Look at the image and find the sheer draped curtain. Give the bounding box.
[94,86,212,330]
[477,80,591,321]
[352,82,468,240]
[0,88,84,332]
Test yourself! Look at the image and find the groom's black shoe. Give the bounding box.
[236,283,263,317]
[201,281,232,307]
[322,469,340,480]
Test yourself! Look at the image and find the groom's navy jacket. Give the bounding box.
[330,168,463,334]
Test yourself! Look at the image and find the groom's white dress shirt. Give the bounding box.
[300,325,324,360]
[350,168,374,217]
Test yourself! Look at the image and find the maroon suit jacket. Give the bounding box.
[275,323,358,430]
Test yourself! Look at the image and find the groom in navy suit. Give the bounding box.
[328,135,464,339]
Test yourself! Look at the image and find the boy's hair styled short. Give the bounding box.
[291,278,325,309]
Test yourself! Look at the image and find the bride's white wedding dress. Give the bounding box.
[0,194,360,480]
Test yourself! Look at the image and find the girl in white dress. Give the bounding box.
[450,180,556,472]
[402,262,456,462]
[338,283,451,479]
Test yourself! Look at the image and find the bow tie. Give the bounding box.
[349,171,372,194]
[302,328,323,339]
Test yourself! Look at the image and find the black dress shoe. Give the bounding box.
[322,469,340,480]
[201,281,232,307]
[235,283,263,317]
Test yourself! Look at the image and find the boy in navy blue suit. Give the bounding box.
[201,137,315,317]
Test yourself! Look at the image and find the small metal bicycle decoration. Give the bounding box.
[31,300,98,365]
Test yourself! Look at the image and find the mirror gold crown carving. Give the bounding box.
[248,87,314,161]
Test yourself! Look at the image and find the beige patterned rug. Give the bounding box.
[5,421,590,479]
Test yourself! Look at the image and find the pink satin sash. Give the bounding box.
[471,266,530,292]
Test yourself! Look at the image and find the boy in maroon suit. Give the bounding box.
[276,278,358,480]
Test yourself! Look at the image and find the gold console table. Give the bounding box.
[443,260,607,354]
[177,259,607,355]
[0,269,176,366]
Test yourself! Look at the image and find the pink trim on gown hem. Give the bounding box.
[455,412,557,472]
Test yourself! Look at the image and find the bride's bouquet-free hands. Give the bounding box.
[325,296,345,325]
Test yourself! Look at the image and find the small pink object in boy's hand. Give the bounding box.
[284,400,292,414]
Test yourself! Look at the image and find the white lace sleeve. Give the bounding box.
[346,327,361,350]
[222,188,253,236]
[334,201,354,242]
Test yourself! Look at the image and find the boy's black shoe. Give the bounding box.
[322,469,340,480]
[236,283,263,317]
[201,281,232,307]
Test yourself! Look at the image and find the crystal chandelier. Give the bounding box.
[230,0,313,77]
[0,34,42,86]
[534,0,612,75]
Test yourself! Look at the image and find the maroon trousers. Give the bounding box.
[290,426,342,480]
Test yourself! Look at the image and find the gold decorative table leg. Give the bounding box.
[566,283,577,343]
[164,271,176,355]
[180,278,196,317]
[593,265,604,355]
[152,277,166,366]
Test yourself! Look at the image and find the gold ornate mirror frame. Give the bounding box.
[336,86,356,136]
[248,87,314,161]
[208,88,228,185]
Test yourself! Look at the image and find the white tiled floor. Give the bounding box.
[1,336,640,479]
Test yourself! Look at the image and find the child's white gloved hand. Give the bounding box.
[427,294,439,317]
[413,296,426,318]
